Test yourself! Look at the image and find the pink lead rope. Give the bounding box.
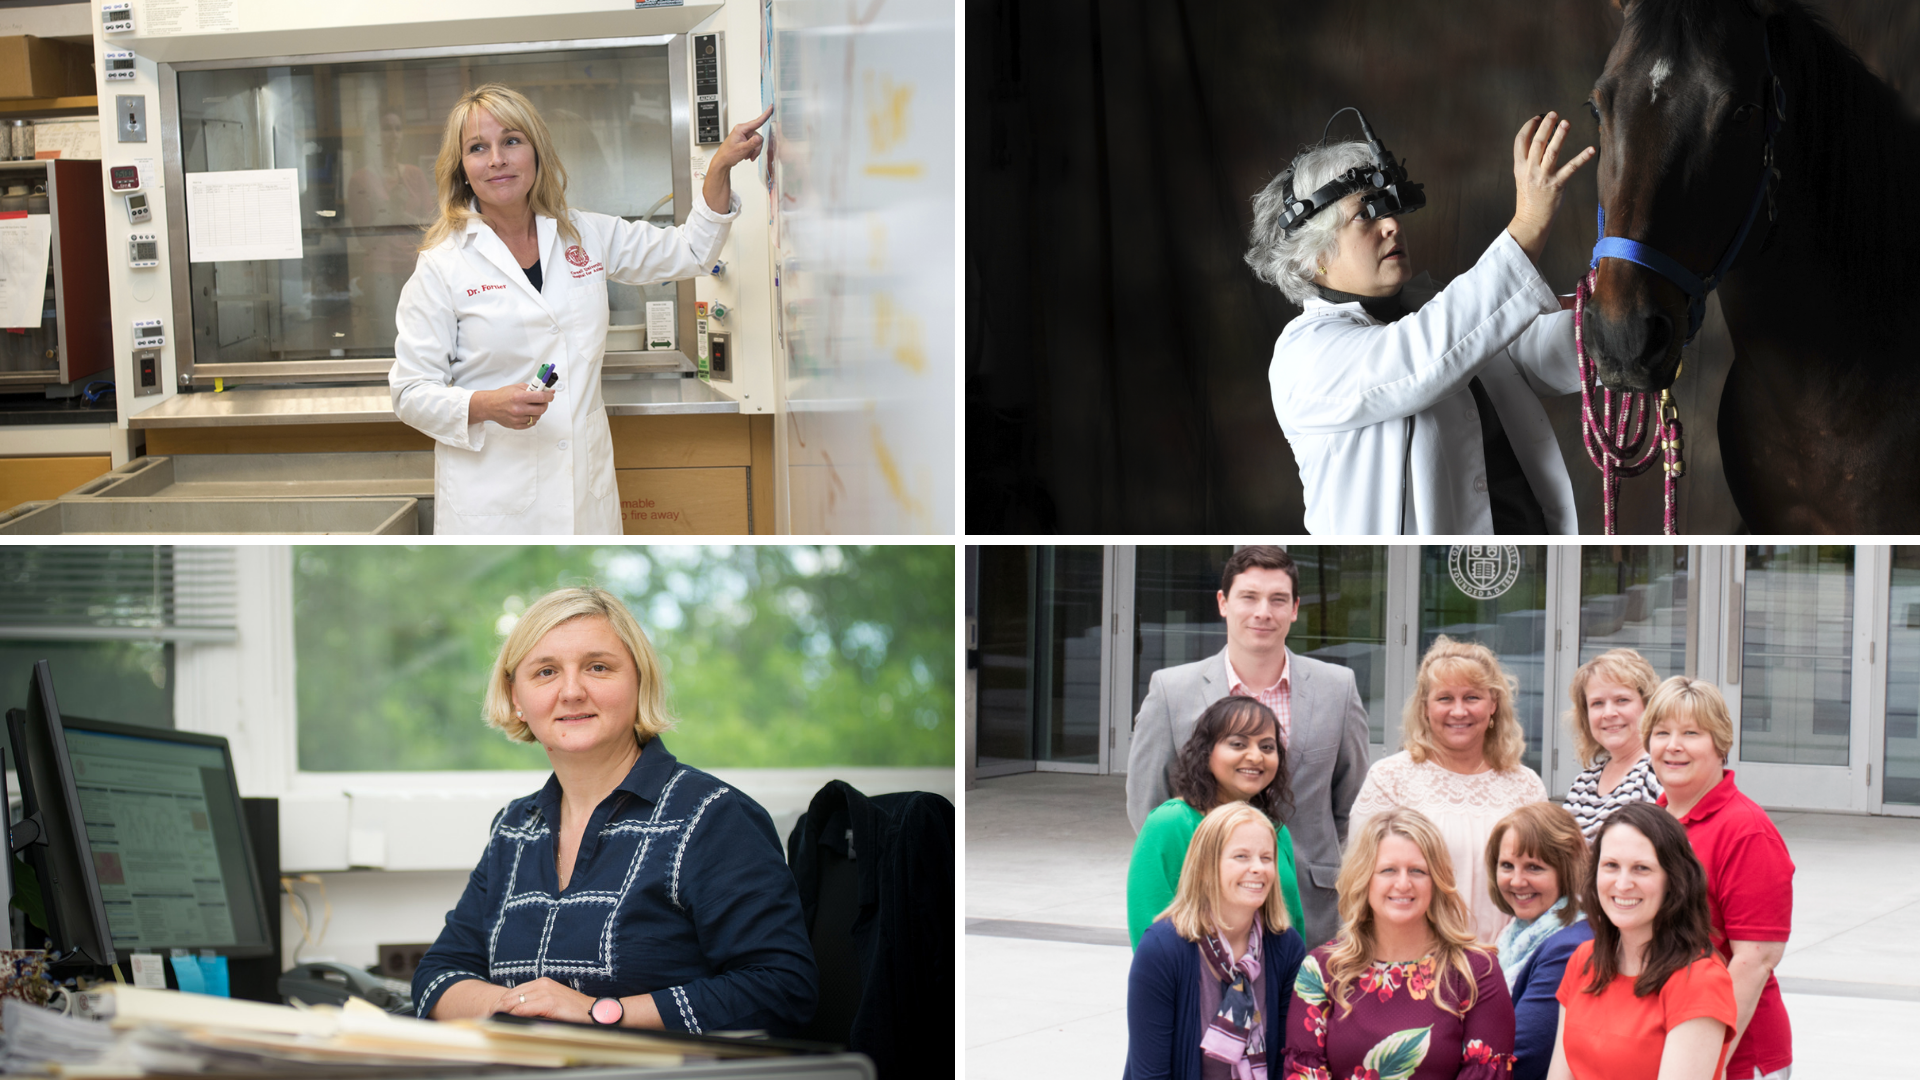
[1573,268,1685,535]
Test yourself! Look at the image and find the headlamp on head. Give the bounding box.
[1275,107,1426,237]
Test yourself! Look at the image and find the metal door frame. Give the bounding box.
[1719,544,1876,813]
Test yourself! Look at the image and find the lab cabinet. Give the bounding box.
[161,40,694,384]
[0,159,111,390]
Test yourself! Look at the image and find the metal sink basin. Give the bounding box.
[64,452,436,531]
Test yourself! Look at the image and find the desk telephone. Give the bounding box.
[278,961,415,1014]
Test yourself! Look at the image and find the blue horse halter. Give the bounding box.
[1589,23,1786,344]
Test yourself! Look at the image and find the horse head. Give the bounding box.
[1584,0,1782,392]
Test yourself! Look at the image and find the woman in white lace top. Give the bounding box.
[1350,636,1546,945]
[1561,649,1663,839]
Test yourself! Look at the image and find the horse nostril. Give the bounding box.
[1643,312,1671,362]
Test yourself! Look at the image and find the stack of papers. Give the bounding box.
[0,985,767,1075]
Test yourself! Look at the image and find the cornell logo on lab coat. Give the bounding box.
[566,245,590,267]
[1448,545,1521,601]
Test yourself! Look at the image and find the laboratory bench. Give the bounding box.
[0,392,118,511]
[0,376,773,533]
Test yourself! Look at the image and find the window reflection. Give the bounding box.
[1419,546,1549,774]
[1740,546,1852,767]
[1578,545,1689,678]
[1290,546,1390,745]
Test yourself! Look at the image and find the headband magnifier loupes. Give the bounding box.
[1275,107,1426,237]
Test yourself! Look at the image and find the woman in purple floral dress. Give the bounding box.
[1284,808,1514,1080]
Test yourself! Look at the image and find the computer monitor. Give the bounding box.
[7,661,118,969]
[7,660,274,968]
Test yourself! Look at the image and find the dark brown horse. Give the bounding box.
[1582,0,1920,532]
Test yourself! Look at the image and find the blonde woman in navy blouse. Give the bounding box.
[412,587,817,1033]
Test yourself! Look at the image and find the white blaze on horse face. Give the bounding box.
[1648,58,1673,104]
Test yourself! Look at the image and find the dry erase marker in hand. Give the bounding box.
[526,363,559,392]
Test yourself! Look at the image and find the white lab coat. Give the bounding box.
[1268,230,1583,535]
[390,196,738,534]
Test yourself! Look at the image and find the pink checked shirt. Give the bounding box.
[1224,651,1292,748]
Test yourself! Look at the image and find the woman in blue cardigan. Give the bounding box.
[1485,802,1592,1080]
[1127,801,1308,1080]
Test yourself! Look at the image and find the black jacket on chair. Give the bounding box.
[785,780,954,1080]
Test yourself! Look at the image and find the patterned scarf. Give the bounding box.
[1496,896,1582,990]
[1199,916,1267,1080]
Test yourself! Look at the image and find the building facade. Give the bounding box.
[966,545,1920,817]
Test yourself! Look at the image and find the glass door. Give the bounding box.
[971,546,1112,777]
[1723,546,1871,811]
[1881,549,1920,811]
[974,546,1039,778]
[1289,546,1393,747]
[1562,545,1695,793]
[1417,546,1553,775]
[1120,545,1235,773]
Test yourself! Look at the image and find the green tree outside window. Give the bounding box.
[294,546,953,771]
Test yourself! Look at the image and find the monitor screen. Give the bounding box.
[60,718,272,957]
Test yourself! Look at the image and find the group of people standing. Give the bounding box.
[1123,547,1794,1080]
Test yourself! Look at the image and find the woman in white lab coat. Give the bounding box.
[1246,112,1596,535]
[390,84,772,534]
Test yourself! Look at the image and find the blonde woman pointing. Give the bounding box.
[391,84,771,534]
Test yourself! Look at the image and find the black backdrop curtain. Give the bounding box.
[967,0,1920,535]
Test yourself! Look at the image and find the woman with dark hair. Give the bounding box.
[1546,802,1736,1080]
[1484,803,1590,1080]
[1128,696,1305,948]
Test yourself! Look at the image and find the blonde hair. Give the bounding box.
[1566,649,1662,767]
[421,83,580,252]
[1325,808,1487,1019]
[1484,802,1587,924]
[1640,675,1733,762]
[1401,636,1526,772]
[1160,802,1292,942]
[483,587,674,745]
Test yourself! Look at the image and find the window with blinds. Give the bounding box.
[0,547,239,729]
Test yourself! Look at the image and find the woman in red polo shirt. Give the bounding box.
[1547,802,1737,1080]
[1641,677,1794,1080]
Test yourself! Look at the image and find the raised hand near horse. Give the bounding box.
[1509,111,1597,265]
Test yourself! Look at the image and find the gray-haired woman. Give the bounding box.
[1245,111,1595,535]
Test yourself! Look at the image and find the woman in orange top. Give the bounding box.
[1546,802,1736,1080]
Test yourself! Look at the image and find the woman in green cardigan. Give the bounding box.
[1128,695,1306,948]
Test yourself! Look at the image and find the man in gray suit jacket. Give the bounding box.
[1126,546,1370,948]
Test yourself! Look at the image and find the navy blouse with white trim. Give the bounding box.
[412,735,818,1034]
